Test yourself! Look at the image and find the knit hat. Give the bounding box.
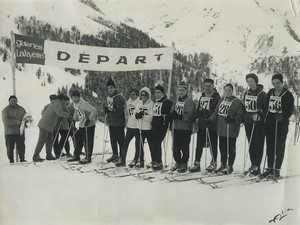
[178,81,187,89]
[58,94,65,101]
[246,73,258,84]
[8,95,17,101]
[49,94,58,101]
[155,85,165,94]
[272,73,283,83]
[106,78,116,88]
[129,88,139,96]
[71,90,81,97]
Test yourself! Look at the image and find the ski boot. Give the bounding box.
[33,154,44,162]
[221,165,233,175]
[152,162,163,171]
[177,164,188,173]
[106,155,118,163]
[79,157,91,165]
[261,168,272,178]
[128,160,138,168]
[189,161,201,173]
[171,163,181,171]
[135,161,144,168]
[115,158,126,167]
[206,162,217,173]
[67,156,80,162]
[46,154,57,160]
[249,166,261,176]
[216,163,226,173]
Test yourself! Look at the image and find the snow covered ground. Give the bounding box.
[0,0,300,224]
[0,118,300,225]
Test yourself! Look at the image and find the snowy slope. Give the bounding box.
[95,0,300,76]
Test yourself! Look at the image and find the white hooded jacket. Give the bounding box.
[135,87,154,130]
[125,97,141,129]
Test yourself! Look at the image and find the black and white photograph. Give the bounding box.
[0,0,300,224]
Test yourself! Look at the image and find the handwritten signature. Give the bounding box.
[269,208,294,223]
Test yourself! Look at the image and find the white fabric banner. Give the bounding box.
[44,40,173,71]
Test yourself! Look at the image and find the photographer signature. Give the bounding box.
[269,208,294,223]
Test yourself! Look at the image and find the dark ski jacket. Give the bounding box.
[265,88,294,127]
[106,90,126,127]
[195,91,221,130]
[152,95,173,131]
[210,96,244,138]
[243,84,267,125]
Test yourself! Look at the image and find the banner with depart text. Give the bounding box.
[14,34,173,71]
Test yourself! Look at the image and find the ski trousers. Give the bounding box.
[53,129,70,157]
[265,121,288,170]
[194,128,218,163]
[173,129,192,165]
[5,134,25,161]
[33,127,53,157]
[73,125,95,160]
[120,128,139,162]
[219,136,237,167]
[109,125,125,156]
[150,128,167,163]
[245,123,265,169]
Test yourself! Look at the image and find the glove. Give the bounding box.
[170,111,179,119]
[177,114,183,120]
[225,117,236,124]
[84,119,90,127]
[135,111,144,119]
[199,109,209,115]
[204,119,212,127]
[274,113,283,122]
[104,106,110,114]
[252,113,261,122]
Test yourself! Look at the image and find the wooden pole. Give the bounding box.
[10,31,16,96]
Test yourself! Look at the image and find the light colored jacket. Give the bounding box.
[72,97,97,128]
[125,97,141,129]
[2,104,26,135]
[135,87,154,130]
[38,100,69,132]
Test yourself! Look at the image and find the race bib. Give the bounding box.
[128,106,135,116]
[244,95,258,113]
[175,102,185,115]
[107,97,113,111]
[139,107,149,115]
[218,101,232,117]
[268,96,282,113]
[199,97,211,110]
[153,102,163,116]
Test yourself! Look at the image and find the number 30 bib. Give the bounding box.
[244,95,258,113]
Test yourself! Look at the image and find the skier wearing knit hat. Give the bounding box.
[104,78,126,163]
[170,81,195,173]
[262,73,294,179]
[243,73,267,176]
[150,84,173,170]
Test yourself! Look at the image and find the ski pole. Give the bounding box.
[243,123,255,174]
[190,125,195,169]
[52,121,62,148]
[272,119,278,180]
[138,119,143,168]
[226,123,230,176]
[58,122,74,159]
[206,128,216,166]
[101,123,109,168]
[204,128,208,169]
[85,126,89,162]
[163,129,170,169]
[170,121,175,173]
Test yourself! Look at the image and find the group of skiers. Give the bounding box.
[2,73,295,178]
